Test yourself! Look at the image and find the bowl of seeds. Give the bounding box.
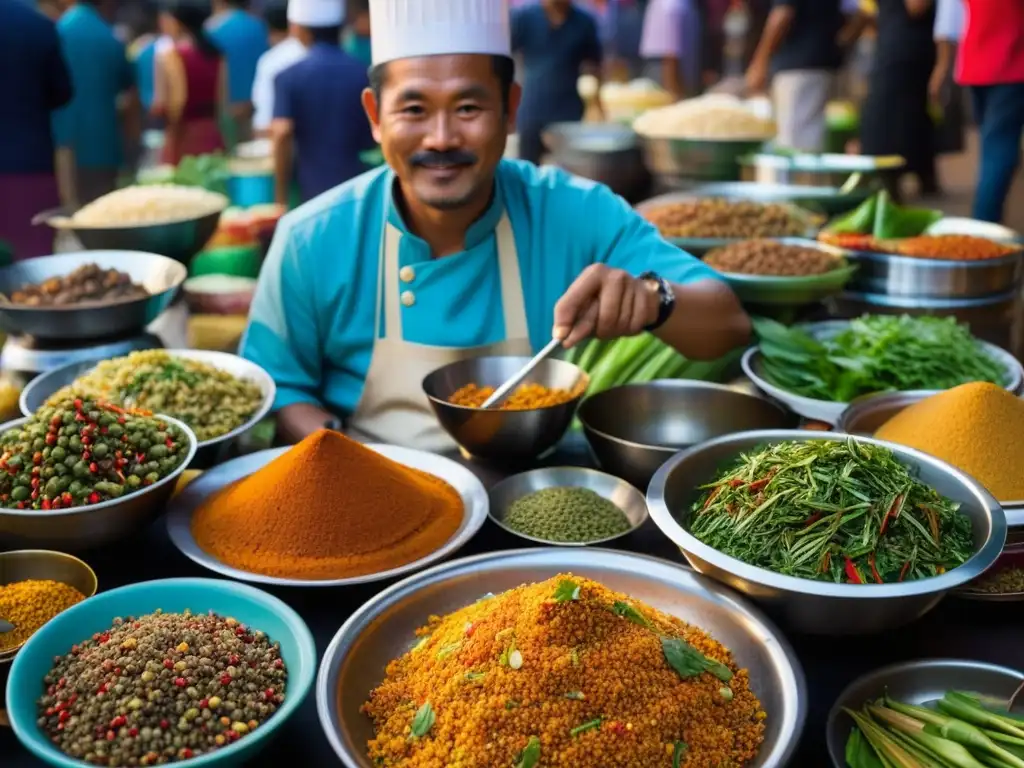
[5,577,316,767]
[488,466,649,546]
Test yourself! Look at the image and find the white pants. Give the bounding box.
[772,69,835,152]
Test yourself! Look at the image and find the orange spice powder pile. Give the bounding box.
[191,430,464,579]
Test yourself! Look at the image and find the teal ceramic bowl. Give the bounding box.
[5,578,317,767]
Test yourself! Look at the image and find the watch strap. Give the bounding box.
[638,271,675,332]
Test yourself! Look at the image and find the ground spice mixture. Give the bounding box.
[447,382,578,410]
[191,430,464,579]
[0,579,86,651]
[704,239,843,276]
[361,575,766,768]
[875,382,1024,502]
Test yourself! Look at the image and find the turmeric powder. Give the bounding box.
[0,579,86,652]
[875,382,1024,501]
[448,382,577,410]
[191,430,464,579]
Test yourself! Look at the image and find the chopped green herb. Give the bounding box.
[411,636,429,653]
[436,641,462,660]
[672,740,688,768]
[553,579,582,603]
[505,700,520,710]
[464,672,485,682]
[410,701,435,739]
[563,691,585,700]
[662,637,733,682]
[611,600,651,628]
[570,718,603,737]
[570,649,579,666]
[514,736,541,768]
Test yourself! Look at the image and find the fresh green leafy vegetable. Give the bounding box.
[845,726,886,768]
[753,315,1007,402]
[661,637,733,682]
[824,190,942,238]
[410,701,435,739]
[611,600,651,628]
[553,579,581,603]
[514,736,541,768]
[689,438,973,583]
[827,195,878,235]
[672,741,688,768]
[138,153,231,196]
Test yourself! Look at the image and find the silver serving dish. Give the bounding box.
[543,122,650,202]
[825,659,1024,767]
[0,415,197,551]
[680,181,873,216]
[846,249,1023,299]
[423,356,587,461]
[0,549,97,663]
[20,349,276,467]
[838,390,1024,528]
[316,548,807,768]
[166,444,489,586]
[739,152,905,188]
[0,251,186,341]
[635,190,821,255]
[647,431,1008,635]
[488,466,648,546]
[925,216,1022,242]
[640,136,768,182]
[36,204,225,265]
[578,380,797,490]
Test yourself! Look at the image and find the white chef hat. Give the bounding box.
[369,0,512,66]
[288,0,345,27]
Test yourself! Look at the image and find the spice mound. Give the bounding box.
[0,579,86,652]
[447,382,579,410]
[362,575,766,768]
[46,351,265,442]
[690,439,973,583]
[6,264,149,307]
[643,199,808,240]
[0,399,189,511]
[191,430,464,580]
[37,608,287,765]
[891,234,1021,261]
[875,382,1024,502]
[705,239,844,277]
[505,486,631,542]
[964,563,1024,595]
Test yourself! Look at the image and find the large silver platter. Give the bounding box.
[0,251,186,340]
[166,444,488,586]
[846,248,1023,299]
[316,548,806,768]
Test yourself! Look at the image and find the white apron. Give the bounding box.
[347,212,532,452]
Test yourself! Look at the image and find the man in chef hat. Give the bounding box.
[242,0,750,449]
[269,0,374,203]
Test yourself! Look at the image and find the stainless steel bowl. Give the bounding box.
[578,381,797,490]
[422,356,587,461]
[738,152,905,188]
[647,431,1008,635]
[846,249,1023,299]
[0,415,197,551]
[682,180,873,216]
[316,548,807,768]
[0,549,97,663]
[488,466,648,546]
[543,122,650,202]
[640,136,767,182]
[20,349,276,467]
[825,659,1024,767]
[0,251,186,341]
[38,206,224,265]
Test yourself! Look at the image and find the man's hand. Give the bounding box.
[552,265,659,348]
[745,57,769,94]
[928,63,949,107]
[276,403,335,445]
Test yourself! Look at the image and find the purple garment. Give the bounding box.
[640,0,702,91]
[0,173,59,261]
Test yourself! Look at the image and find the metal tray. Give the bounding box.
[846,248,1023,299]
[826,659,1024,767]
[166,444,489,587]
[316,548,807,768]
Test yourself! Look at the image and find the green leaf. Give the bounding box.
[825,193,878,234]
[514,736,541,768]
[410,701,435,739]
[672,741,688,768]
[661,637,733,682]
[570,718,603,737]
[611,600,651,628]
[553,579,581,603]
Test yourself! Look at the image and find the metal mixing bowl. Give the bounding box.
[0,549,97,663]
[316,548,807,768]
[681,180,872,216]
[0,415,197,551]
[578,381,797,490]
[640,136,767,182]
[738,152,905,188]
[647,431,1007,635]
[423,356,587,461]
[488,466,648,546]
[543,122,651,202]
[0,251,186,341]
[845,249,1023,299]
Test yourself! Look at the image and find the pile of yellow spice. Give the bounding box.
[0,579,86,652]
[361,575,766,768]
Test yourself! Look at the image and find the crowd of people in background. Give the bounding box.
[0,0,1022,261]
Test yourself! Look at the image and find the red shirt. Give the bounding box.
[957,0,1024,85]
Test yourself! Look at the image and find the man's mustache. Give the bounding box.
[410,150,477,168]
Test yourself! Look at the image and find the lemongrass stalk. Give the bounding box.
[845,708,936,768]
[921,720,1024,768]
[886,697,955,728]
[990,733,1024,749]
[868,706,991,768]
[885,726,962,768]
[941,695,1024,740]
[951,694,1024,725]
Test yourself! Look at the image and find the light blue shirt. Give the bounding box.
[934,0,964,41]
[242,160,718,417]
[206,9,268,104]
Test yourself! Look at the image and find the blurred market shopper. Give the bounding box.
[269,0,372,203]
[52,0,139,203]
[511,0,605,165]
[127,3,169,119]
[205,0,269,146]
[251,0,306,136]
[242,0,750,449]
[154,0,226,165]
[639,0,702,99]
[931,0,1024,223]
[342,0,372,68]
[0,0,72,259]
[746,0,850,151]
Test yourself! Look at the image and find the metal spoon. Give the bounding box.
[480,337,564,410]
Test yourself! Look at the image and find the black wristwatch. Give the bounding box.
[639,271,676,331]
[323,417,344,432]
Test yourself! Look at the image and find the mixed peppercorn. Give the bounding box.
[37,609,288,766]
[0,399,188,511]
